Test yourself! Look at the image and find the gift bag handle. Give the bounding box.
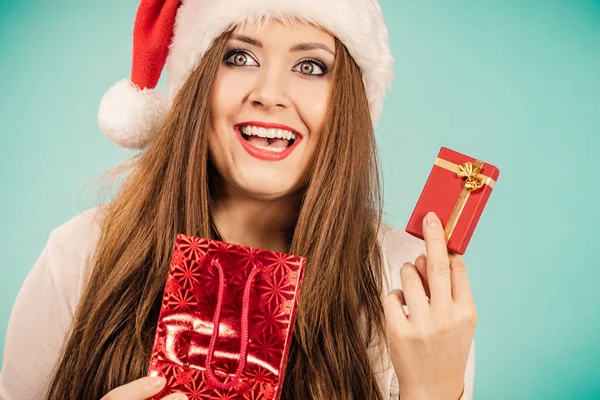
[204,258,258,390]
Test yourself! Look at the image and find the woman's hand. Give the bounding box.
[383,212,477,400]
[100,376,188,400]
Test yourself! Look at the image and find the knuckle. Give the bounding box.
[463,307,478,325]
[435,317,454,333]
[386,317,409,339]
[471,311,479,326]
[387,321,405,338]
[431,261,449,275]
[427,235,447,246]
[455,304,478,327]
[448,253,462,262]
[411,327,436,348]
[451,257,467,271]
[395,324,420,340]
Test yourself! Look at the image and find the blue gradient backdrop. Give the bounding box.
[1,1,599,398]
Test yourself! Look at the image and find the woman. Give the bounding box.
[0,0,476,399]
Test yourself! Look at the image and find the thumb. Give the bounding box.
[101,376,169,400]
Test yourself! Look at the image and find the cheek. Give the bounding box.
[209,72,230,164]
[291,80,331,134]
[211,69,250,123]
[210,70,248,155]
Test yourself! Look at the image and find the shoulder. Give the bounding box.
[37,205,107,304]
[0,206,106,399]
[45,205,105,287]
[48,205,104,256]
[378,222,426,291]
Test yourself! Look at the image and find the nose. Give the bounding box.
[247,66,290,111]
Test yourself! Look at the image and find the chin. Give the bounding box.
[231,167,305,200]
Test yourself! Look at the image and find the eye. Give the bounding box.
[224,50,259,67]
[293,59,328,77]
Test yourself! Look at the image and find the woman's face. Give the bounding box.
[209,20,335,200]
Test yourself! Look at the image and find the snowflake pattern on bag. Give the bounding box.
[149,234,306,400]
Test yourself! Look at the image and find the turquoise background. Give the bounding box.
[1,0,599,398]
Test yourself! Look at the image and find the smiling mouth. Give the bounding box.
[238,124,298,153]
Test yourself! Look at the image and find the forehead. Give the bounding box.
[232,18,335,49]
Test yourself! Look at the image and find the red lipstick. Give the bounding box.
[234,122,303,161]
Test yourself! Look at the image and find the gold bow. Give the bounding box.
[433,158,496,241]
[457,162,484,191]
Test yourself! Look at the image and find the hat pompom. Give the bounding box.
[98,79,168,149]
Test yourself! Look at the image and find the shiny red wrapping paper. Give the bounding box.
[405,146,500,255]
[148,234,306,399]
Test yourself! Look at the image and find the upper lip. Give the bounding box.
[236,121,303,139]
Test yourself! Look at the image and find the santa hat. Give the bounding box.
[98,0,395,149]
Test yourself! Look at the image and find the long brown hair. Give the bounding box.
[47,26,387,400]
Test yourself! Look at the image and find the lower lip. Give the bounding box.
[234,126,301,161]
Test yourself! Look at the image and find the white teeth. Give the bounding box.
[240,125,297,141]
[257,127,268,138]
[252,144,286,153]
[276,129,289,139]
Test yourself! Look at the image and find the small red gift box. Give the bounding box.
[148,234,306,399]
[405,146,500,255]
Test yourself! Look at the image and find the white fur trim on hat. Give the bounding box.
[98,79,169,149]
[167,0,394,125]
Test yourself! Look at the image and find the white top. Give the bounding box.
[0,206,474,399]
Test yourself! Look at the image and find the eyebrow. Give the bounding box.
[291,42,335,56]
[231,34,262,48]
[231,34,335,56]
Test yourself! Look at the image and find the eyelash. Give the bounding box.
[222,48,330,79]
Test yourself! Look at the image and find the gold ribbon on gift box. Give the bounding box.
[433,158,496,242]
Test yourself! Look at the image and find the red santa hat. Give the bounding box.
[98,0,395,149]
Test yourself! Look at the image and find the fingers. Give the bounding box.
[449,253,474,304]
[416,245,474,305]
[100,377,188,400]
[162,393,189,400]
[423,212,452,305]
[101,376,168,400]
[414,254,430,299]
[399,262,429,318]
[383,289,409,329]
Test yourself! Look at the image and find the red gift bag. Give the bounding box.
[148,234,306,399]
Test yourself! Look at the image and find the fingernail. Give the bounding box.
[150,376,166,388]
[174,395,188,400]
[426,212,439,227]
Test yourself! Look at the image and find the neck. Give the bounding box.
[211,188,301,253]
